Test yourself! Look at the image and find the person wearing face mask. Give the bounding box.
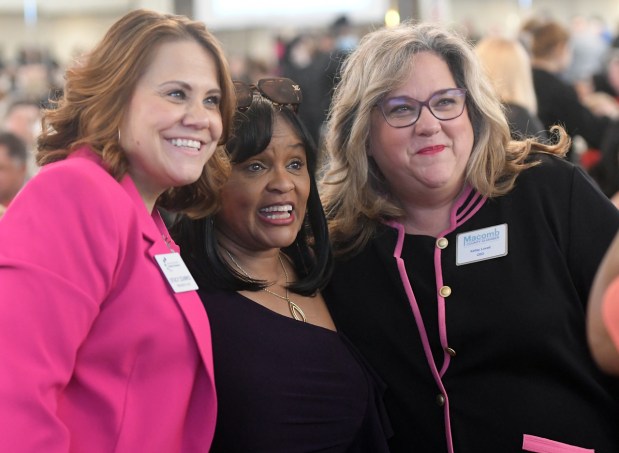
[0,9,235,452]
[172,78,392,452]
[319,21,619,453]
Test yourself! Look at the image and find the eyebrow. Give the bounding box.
[160,80,191,90]
[159,80,221,95]
[386,88,460,100]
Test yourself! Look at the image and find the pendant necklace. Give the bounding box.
[224,249,307,322]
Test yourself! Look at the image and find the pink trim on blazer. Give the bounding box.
[384,185,487,453]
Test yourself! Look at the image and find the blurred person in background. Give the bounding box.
[587,37,619,205]
[586,123,619,207]
[2,98,43,177]
[280,16,357,149]
[475,35,547,140]
[11,47,51,103]
[563,15,609,91]
[0,131,27,218]
[530,20,616,162]
[0,9,235,452]
[593,37,619,100]
[280,33,333,147]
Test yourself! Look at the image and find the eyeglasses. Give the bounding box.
[233,78,303,113]
[377,88,467,128]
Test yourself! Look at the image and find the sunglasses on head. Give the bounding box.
[233,78,302,113]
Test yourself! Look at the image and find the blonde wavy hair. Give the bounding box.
[320,21,569,256]
[475,36,538,115]
[37,9,235,218]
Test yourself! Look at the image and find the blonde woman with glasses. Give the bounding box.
[320,21,619,453]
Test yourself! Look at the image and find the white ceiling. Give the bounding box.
[0,0,135,14]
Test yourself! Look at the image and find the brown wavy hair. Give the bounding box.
[530,21,570,60]
[37,9,235,218]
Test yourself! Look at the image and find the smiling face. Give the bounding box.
[368,51,474,204]
[119,39,223,210]
[216,115,310,254]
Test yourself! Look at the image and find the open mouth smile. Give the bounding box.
[169,138,202,150]
[259,204,293,220]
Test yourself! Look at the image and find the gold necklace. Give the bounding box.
[224,249,307,322]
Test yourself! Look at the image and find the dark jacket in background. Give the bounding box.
[533,67,611,155]
[503,102,548,141]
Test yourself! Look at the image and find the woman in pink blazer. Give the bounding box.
[0,9,235,452]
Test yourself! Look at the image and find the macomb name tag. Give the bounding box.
[456,223,508,266]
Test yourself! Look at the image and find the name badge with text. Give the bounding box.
[155,253,199,293]
[456,223,508,266]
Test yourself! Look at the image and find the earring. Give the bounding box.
[117,128,121,143]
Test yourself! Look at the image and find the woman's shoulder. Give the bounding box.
[513,152,613,212]
[37,149,115,187]
[11,151,138,237]
[513,153,576,193]
[523,152,574,175]
[332,223,398,269]
[30,151,128,208]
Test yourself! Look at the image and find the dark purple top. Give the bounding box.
[200,289,392,453]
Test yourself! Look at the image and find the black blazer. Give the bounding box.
[326,154,619,453]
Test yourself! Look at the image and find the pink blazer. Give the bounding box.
[0,147,216,452]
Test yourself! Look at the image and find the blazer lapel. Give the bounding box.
[119,175,216,381]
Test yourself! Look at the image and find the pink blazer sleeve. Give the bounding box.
[0,159,134,450]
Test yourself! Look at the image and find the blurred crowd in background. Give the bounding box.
[1,11,619,211]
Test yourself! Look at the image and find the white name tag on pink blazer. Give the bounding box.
[155,253,199,292]
[456,223,508,266]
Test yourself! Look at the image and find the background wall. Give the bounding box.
[0,0,618,69]
[0,0,173,64]
[449,0,619,38]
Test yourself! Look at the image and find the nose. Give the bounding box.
[183,101,211,129]
[414,105,440,136]
[267,166,295,193]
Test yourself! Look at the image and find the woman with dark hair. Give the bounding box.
[173,78,391,452]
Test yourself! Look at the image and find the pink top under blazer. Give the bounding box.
[0,147,216,452]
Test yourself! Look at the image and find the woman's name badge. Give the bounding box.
[456,223,508,266]
[155,253,199,293]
